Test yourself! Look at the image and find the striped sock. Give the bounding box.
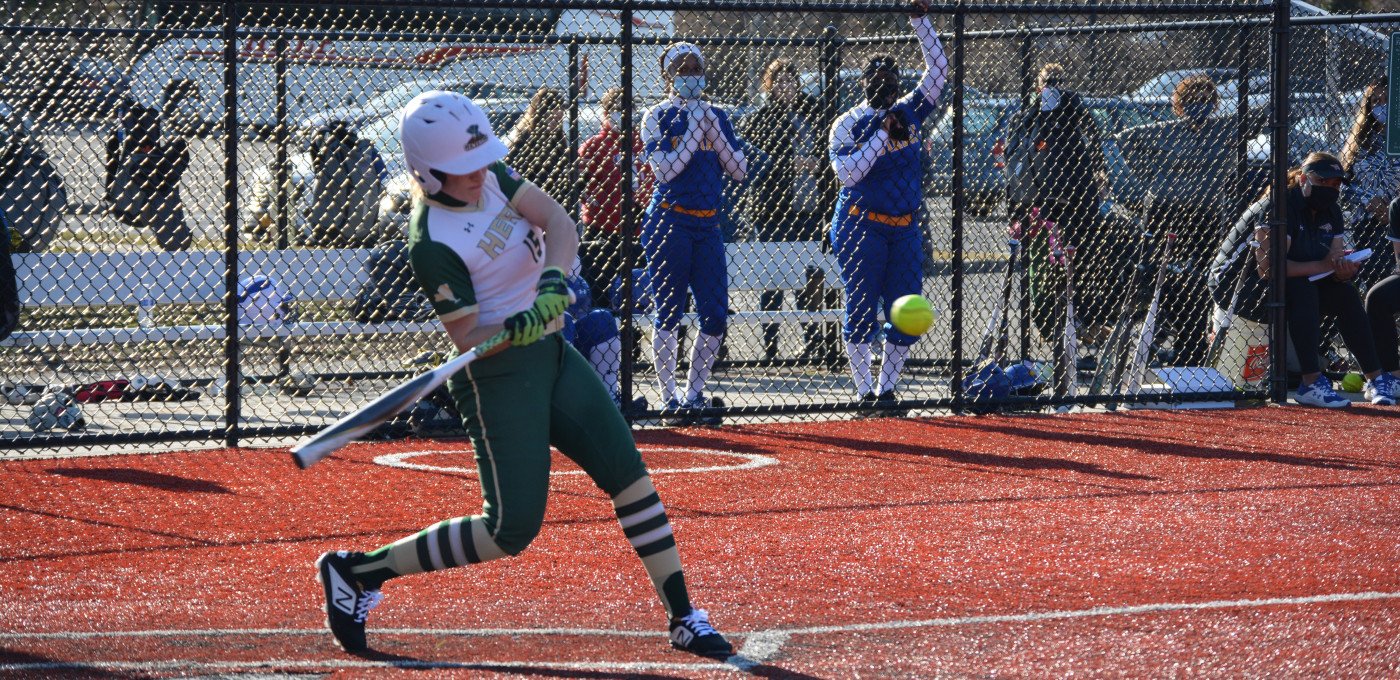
[350,515,508,589]
[613,476,692,618]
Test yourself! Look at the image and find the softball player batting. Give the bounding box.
[315,91,732,659]
[641,41,747,425]
[829,0,946,409]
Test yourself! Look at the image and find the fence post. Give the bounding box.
[1017,32,1031,363]
[950,7,966,409]
[273,33,291,382]
[1267,0,1290,405]
[619,3,636,421]
[1234,22,1250,222]
[222,0,241,447]
[567,41,581,221]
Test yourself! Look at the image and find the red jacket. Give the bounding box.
[579,123,651,235]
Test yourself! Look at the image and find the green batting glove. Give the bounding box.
[503,308,547,346]
[533,266,570,322]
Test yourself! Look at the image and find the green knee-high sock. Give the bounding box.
[613,476,693,619]
[350,515,508,589]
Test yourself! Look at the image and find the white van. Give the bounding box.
[128,7,674,129]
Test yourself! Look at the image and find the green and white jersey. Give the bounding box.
[408,162,546,326]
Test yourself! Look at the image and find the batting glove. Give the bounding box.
[533,267,570,322]
[504,308,548,346]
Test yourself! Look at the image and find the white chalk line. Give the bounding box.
[4,590,1397,673]
[373,446,779,476]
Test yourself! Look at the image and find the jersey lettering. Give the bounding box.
[477,212,516,260]
[525,229,543,263]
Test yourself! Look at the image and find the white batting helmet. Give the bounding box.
[399,90,509,194]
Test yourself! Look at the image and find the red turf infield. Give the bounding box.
[2,405,1399,677]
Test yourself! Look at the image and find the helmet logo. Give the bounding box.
[464,124,487,151]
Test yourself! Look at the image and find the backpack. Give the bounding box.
[351,240,432,323]
[0,210,19,342]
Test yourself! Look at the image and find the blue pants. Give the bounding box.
[641,210,728,336]
[830,212,922,346]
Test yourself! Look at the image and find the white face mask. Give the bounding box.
[1040,87,1061,111]
[1373,104,1388,125]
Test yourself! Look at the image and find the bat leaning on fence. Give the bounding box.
[978,225,1022,365]
[1204,238,1256,369]
[1089,228,1150,401]
[1119,232,1176,399]
[1058,245,1079,399]
[291,329,511,469]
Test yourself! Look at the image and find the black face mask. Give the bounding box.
[1305,185,1339,210]
[865,78,899,110]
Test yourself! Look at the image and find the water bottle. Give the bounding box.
[136,285,155,329]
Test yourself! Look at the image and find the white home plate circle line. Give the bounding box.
[373,447,779,476]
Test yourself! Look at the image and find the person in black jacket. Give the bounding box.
[740,58,839,364]
[1005,63,1106,393]
[1236,153,1397,407]
[104,99,190,251]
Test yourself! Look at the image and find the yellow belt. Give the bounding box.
[848,205,912,227]
[661,201,717,219]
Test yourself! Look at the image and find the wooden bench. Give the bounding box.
[3,242,844,348]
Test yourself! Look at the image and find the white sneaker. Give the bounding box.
[1294,376,1350,408]
[1364,373,1398,406]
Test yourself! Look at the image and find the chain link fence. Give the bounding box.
[1,0,1395,449]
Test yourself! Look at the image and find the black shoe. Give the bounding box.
[687,395,723,427]
[857,391,880,417]
[316,551,383,653]
[669,608,733,659]
[662,397,694,427]
[875,390,908,417]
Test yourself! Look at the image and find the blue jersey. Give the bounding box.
[643,98,744,214]
[829,91,939,218]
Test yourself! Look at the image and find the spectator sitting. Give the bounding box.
[504,86,571,200]
[104,100,190,251]
[0,101,66,252]
[740,58,839,364]
[1115,74,1258,368]
[1340,76,1399,288]
[1364,198,1400,388]
[578,86,651,310]
[304,120,386,248]
[1248,153,1397,407]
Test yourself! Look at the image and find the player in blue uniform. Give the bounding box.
[828,0,946,409]
[561,262,647,411]
[641,42,747,425]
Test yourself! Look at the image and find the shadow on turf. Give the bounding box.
[723,425,1157,481]
[46,467,233,493]
[0,647,146,678]
[928,417,1366,471]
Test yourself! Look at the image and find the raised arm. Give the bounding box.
[911,15,948,108]
[644,105,703,183]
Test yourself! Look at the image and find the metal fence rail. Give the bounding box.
[1,0,1394,449]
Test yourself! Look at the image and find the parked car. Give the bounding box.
[299,78,538,130]
[1130,68,1239,100]
[924,94,1177,215]
[10,55,129,120]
